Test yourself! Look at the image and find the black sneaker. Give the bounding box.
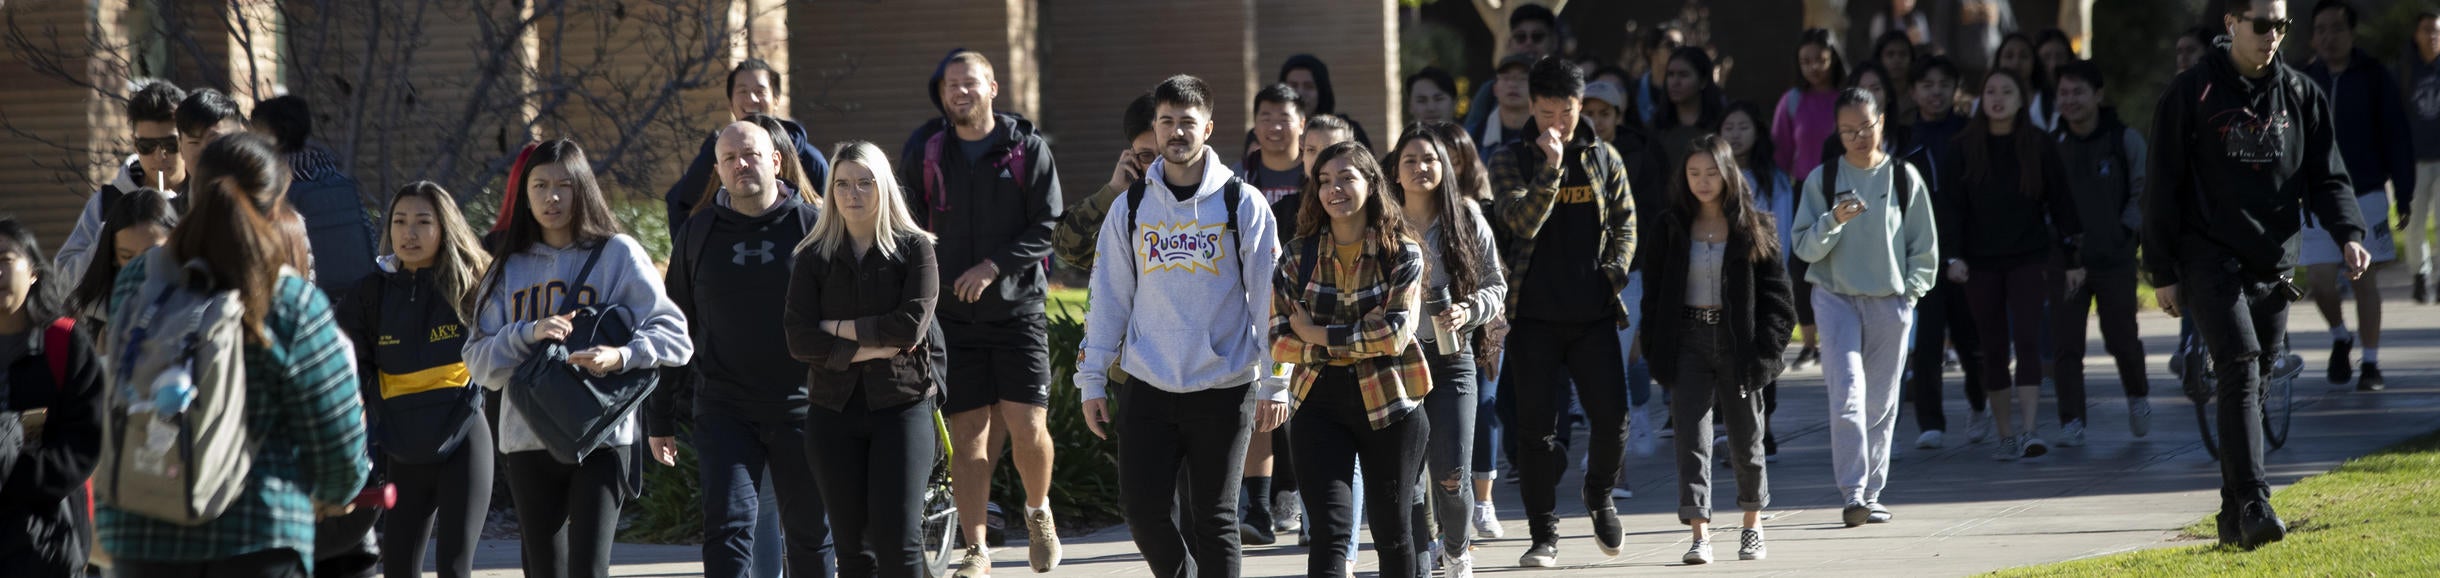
[1590,506,1624,556]
[1519,541,1559,567]
[2330,338,2355,384]
[2418,273,2432,304]
[2216,511,2240,546]
[2359,362,2386,391]
[1239,522,1276,546]
[2238,502,2288,549]
[1842,502,1870,528]
[1795,346,1821,370]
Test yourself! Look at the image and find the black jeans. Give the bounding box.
[1910,277,1986,432]
[1292,366,1428,578]
[1407,342,1477,555]
[383,416,495,578]
[1967,259,2049,391]
[695,402,835,578]
[1507,317,1630,542]
[2180,258,2287,511]
[806,391,936,578]
[504,449,627,578]
[1114,381,1256,578]
[117,549,305,578]
[2054,266,2151,424]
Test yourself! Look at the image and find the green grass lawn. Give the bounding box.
[1987,429,2440,576]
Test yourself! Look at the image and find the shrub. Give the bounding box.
[987,303,1126,533]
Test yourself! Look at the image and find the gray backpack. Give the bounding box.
[97,250,259,525]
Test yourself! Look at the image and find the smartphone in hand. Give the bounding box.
[1833,190,1865,212]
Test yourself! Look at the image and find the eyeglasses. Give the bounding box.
[1837,121,1881,141]
[134,136,178,155]
[1133,150,1160,165]
[2243,16,2291,36]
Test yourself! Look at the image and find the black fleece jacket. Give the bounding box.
[1639,212,1797,390]
[2144,39,2365,286]
[898,113,1062,324]
[650,190,821,434]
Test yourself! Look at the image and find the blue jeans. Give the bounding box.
[696,407,836,578]
[1624,271,1653,407]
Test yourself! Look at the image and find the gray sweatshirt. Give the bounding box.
[464,234,693,455]
[1076,148,1284,403]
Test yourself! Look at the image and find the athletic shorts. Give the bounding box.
[2301,192,2397,266]
[942,313,1053,413]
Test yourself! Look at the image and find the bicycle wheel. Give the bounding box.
[2182,346,2222,460]
[921,410,960,578]
[2263,352,2300,451]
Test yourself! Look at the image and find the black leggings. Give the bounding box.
[1909,278,1986,432]
[383,418,496,578]
[1967,259,2050,391]
[806,393,937,578]
[1292,366,1428,578]
[504,448,627,578]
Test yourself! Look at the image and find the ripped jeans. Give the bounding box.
[1409,339,1477,554]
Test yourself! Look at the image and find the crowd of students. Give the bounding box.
[0,0,2412,576]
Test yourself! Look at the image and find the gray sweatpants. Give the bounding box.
[1814,288,1916,506]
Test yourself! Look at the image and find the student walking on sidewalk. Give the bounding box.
[337,182,496,578]
[788,142,946,578]
[1272,141,1432,578]
[2145,0,2368,550]
[1792,88,1939,529]
[1390,124,1506,577]
[1075,75,1285,578]
[1643,135,1796,565]
[464,139,694,578]
[1941,69,2082,461]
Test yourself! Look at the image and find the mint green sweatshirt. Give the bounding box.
[1792,155,1940,299]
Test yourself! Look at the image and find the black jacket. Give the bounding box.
[651,190,821,433]
[785,234,945,413]
[338,262,485,460]
[2053,110,2144,271]
[2145,39,2365,286]
[1639,213,1797,392]
[1937,133,2083,268]
[663,117,831,234]
[897,113,1062,323]
[0,324,102,578]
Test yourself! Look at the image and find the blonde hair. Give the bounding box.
[800,141,932,260]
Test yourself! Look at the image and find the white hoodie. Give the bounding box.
[1076,147,1286,403]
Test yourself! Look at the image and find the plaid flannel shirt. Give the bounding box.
[99,255,369,571]
[1488,126,1638,329]
[1270,236,1431,430]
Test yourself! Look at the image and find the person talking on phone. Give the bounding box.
[2145,0,2368,551]
[1791,87,1938,530]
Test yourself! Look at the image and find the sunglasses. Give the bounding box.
[2241,16,2291,35]
[134,136,178,155]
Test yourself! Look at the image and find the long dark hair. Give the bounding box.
[1390,123,1489,306]
[1423,121,1494,204]
[386,181,492,324]
[477,139,623,308]
[1997,33,2042,88]
[0,217,64,327]
[71,187,179,315]
[174,133,294,345]
[1961,70,2047,200]
[1671,135,1781,262]
[1721,101,1785,201]
[1295,141,1412,252]
[1794,28,1850,92]
[1658,47,1724,130]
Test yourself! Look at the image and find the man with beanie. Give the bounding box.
[896,48,1066,576]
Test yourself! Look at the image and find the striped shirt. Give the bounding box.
[99,255,369,571]
[1270,235,1431,430]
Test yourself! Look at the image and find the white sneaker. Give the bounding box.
[1968,410,1994,443]
[1992,434,2021,462]
[2059,419,2087,448]
[1738,528,1767,560]
[2022,434,2050,458]
[1272,491,1302,533]
[1473,501,1504,539]
[1683,539,1714,565]
[1442,551,1475,578]
[1916,429,1945,449]
[2128,398,2153,438]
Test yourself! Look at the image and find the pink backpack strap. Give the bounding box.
[43,317,73,384]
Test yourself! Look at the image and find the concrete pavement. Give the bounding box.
[434,275,2440,577]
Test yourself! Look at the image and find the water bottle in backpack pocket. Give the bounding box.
[96,250,260,526]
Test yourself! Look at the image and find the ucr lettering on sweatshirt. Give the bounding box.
[1137,221,1229,275]
[510,281,601,321]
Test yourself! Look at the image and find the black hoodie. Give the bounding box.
[2143,38,2365,287]
[652,187,820,431]
[1241,54,1374,153]
[900,51,1062,324]
[2054,109,2145,271]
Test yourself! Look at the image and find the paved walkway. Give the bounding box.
[439,275,2440,577]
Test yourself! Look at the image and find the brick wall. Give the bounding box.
[788,0,1031,167]
[0,1,124,251]
[1038,0,1257,206]
[1257,0,1399,147]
